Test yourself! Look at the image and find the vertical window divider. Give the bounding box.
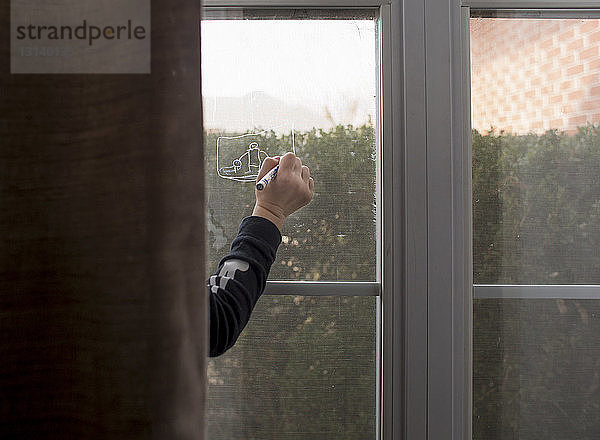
[459,6,474,440]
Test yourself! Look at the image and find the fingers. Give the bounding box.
[269,153,313,197]
[279,152,302,172]
[301,165,310,182]
[256,156,280,181]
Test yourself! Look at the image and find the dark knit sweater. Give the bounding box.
[208,216,281,357]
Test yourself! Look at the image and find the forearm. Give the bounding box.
[207,216,281,357]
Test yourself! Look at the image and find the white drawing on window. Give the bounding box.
[218,141,268,181]
[216,126,295,183]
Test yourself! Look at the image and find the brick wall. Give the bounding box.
[471,18,600,134]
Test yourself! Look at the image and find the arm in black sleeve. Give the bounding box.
[208,216,281,357]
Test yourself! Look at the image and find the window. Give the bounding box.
[202,8,381,439]
[471,10,600,439]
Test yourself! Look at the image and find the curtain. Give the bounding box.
[0,0,206,438]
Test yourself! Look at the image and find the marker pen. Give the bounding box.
[256,165,279,190]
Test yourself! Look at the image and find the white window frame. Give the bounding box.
[465,2,600,440]
[205,1,600,439]
[467,5,600,304]
[200,0,478,439]
[201,3,389,438]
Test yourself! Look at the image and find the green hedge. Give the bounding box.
[204,124,600,439]
[473,126,600,440]
[205,125,377,440]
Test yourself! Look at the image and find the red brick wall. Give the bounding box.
[471,18,600,134]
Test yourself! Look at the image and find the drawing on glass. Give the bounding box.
[216,126,296,182]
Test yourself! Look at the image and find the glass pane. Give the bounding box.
[471,16,600,285]
[472,15,600,440]
[474,299,600,439]
[207,295,377,440]
[202,10,378,281]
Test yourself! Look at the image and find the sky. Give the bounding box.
[201,19,377,130]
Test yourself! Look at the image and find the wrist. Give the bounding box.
[252,202,286,232]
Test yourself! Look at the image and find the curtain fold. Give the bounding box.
[0,0,206,438]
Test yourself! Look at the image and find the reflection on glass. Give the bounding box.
[472,17,600,285]
[472,16,600,440]
[207,295,377,440]
[202,13,378,282]
[471,17,600,136]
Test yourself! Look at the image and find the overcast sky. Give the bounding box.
[201,19,377,129]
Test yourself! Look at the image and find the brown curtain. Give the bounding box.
[0,1,206,438]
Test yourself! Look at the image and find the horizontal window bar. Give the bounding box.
[471,8,600,18]
[203,0,389,9]
[474,284,600,299]
[464,0,600,9]
[203,7,378,19]
[264,281,380,296]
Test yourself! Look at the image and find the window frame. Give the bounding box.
[201,0,476,439]
[468,6,600,305]
[201,3,391,439]
[204,0,600,439]
[201,4,384,297]
[465,2,600,440]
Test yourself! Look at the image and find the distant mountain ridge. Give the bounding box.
[203,91,372,133]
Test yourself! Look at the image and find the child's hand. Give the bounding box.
[252,152,314,231]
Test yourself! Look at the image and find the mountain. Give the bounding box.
[203,91,372,133]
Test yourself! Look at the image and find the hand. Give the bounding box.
[252,152,314,231]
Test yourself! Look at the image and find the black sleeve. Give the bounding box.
[208,216,281,357]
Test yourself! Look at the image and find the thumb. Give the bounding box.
[256,157,280,181]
